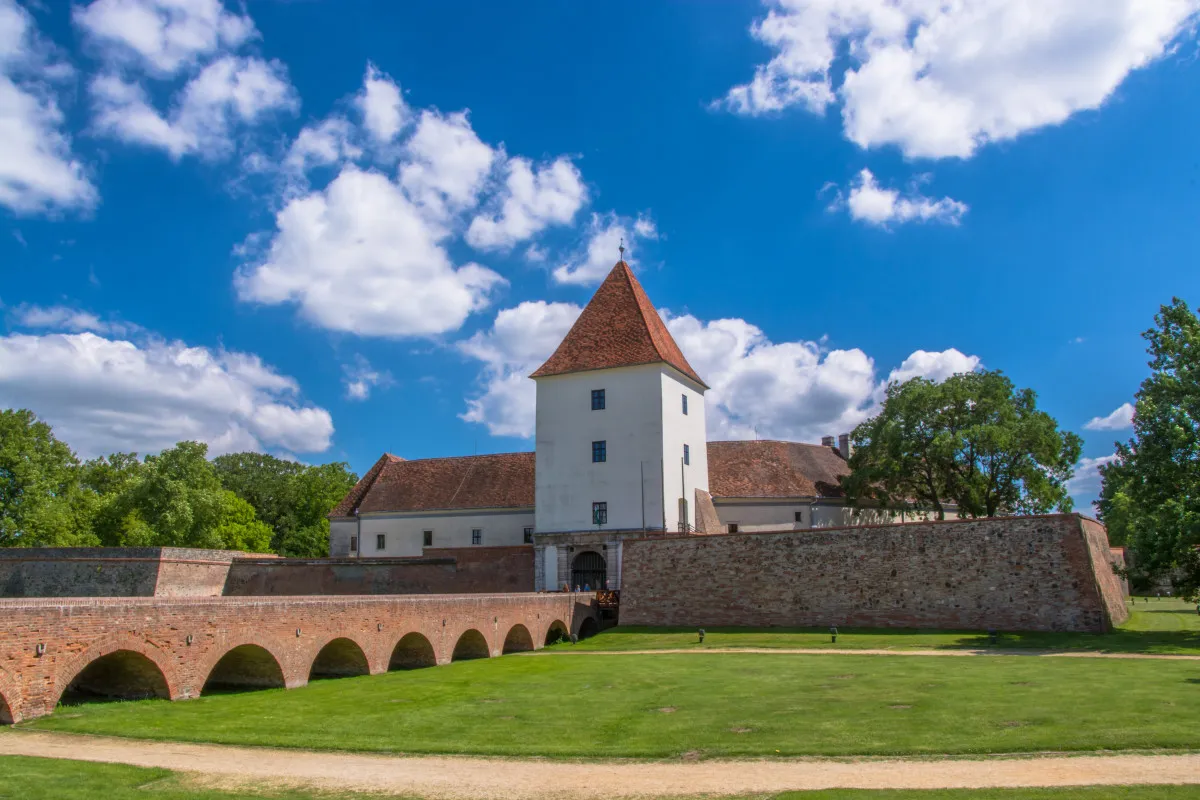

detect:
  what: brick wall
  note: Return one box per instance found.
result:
[0,592,596,724]
[222,546,534,595]
[0,548,236,598]
[620,514,1128,633]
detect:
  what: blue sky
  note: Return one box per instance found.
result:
[2,0,1199,512]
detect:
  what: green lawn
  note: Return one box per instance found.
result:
[0,756,1196,800]
[21,648,1200,759]
[563,598,1200,655]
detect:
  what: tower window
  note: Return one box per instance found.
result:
[682,394,688,415]
[471,528,482,545]
[592,440,607,463]
[349,536,358,552]
[794,511,803,523]
[592,502,608,525]
[423,530,433,547]
[728,523,739,533]
[683,443,690,465]
[376,534,386,550]
[591,389,605,410]
[523,526,533,544]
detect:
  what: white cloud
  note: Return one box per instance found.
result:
[0,0,97,214]
[9,303,140,336]
[357,63,406,145]
[458,300,582,437]
[236,165,505,337]
[1066,453,1119,502]
[831,169,967,227]
[1084,402,1135,431]
[73,0,256,77]
[91,55,297,160]
[284,115,362,173]
[0,330,333,458]
[553,212,658,285]
[886,348,980,385]
[398,109,496,221]
[342,354,391,401]
[466,157,587,251]
[721,0,1200,159]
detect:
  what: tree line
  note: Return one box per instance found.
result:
[0,411,357,557]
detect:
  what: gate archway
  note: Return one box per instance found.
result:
[571,550,606,591]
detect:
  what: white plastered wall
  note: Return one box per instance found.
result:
[659,367,708,532]
[340,509,535,557]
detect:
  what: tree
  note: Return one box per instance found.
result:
[1098,298,1200,599]
[212,452,357,557]
[844,370,1081,519]
[0,409,97,547]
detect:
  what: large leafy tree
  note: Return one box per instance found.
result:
[0,409,97,547]
[212,452,357,557]
[844,370,1081,519]
[1098,298,1200,598]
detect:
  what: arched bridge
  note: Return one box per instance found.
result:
[0,593,598,724]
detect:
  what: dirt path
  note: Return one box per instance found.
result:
[2,731,1198,799]
[532,647,1200,660]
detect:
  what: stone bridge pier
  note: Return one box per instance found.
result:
[0,592,599,724]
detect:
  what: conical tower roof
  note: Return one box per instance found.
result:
[531,261,707,388]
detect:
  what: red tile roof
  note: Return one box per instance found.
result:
[530,260,707,388]
[332,441,848,517]
[706,440,849,499]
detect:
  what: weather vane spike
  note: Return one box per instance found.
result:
[619,238,625,261]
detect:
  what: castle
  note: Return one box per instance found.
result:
[329,259,932,591]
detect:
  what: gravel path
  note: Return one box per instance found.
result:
[530,647,1200,660]
[2,731,1198,799]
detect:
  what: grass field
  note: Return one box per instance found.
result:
[562,599,1200,654]
[21,647,1200,758]
[0,756,1196,800]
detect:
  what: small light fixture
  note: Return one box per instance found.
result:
[186,634,193,646]
[377,622,383,632]
[829,626,838,644]
[295,628,302,637]
[35,643,46,657]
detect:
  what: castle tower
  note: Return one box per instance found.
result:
[531,260,709,554]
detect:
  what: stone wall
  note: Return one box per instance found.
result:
[222,546,534,595]
[0,592,597,723]
[0,548,236,598]
[620,514,1128,633]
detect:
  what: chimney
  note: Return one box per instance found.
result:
[821,435,835,448]
[838,433,852,460]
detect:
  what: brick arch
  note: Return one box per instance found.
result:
[50,633,182,709]
[0,669,21,724]
[389,631,438,670]
[199,642,288,694]
[543,619,569,646]
[308,635,371,679]
[451,628,491,661]
[502,623,534,654]
[575,616,600,640]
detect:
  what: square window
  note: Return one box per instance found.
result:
[471,528,483,545]
[728,523,739,533]
[794,511,803,523]
[423,530,433,547]
[523,526,533,544]
[592,440,607,463]
[349,535,358,552]
[592,502,608,526]
[376,533,386,550]
[591,389,605,410]
[683,443,690,465]
[682,394,688,415]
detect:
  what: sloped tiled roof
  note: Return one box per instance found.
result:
[531,261,707,388]
[331,452,536,516]
[707,440,849,499]
[329,453,404,516]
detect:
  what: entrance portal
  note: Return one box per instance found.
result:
[571,551,606,591]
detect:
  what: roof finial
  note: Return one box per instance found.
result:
[618,238,625,262]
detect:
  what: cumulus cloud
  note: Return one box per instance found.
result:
[467,157,587,251]
[0,328,333,458]
[831,169,967,227]
[721,0,1200,159]
[284,115,362,174]
[398,109,496,221]
[0,0,97,214]
[458,300,582,437]
[8,303,141,336]
[236,166,505,337]
[1084,402,1135,431]
[553,212,658,285]
[356,63,406,145]
[342,354,391,401]
[459,298,980,442]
